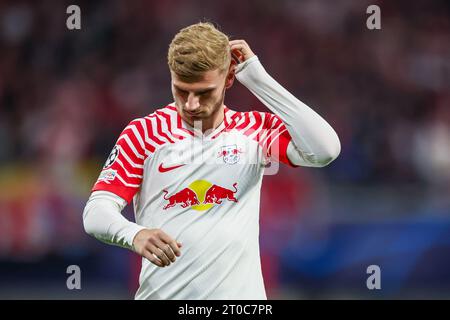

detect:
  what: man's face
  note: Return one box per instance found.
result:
[171,65,235,126]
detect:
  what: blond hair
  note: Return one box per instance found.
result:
[168,22,231,79]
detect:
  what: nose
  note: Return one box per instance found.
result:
[185,93,200,112]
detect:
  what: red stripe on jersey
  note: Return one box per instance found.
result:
[232,112,251,131]
[229,110,242,125]
[144,116,166,145]
[92,182,138,204]
[153,114,175,144]
[156,110,185,140]
[250,113,274,144]
[133,119,156,154]
[265,113,282,131]
[123,119,146,149]
[119,129,145,162]
[211,109,241,139]
[262,114,297,167]
[176,112,195,137]
[229,111,296,168]
[92,118,149,203]
[243,111,263,137]
[117,141,144,170]
[163,105,195,137]
[115,147,144,175]
[267,127,296,167]
[112,159,142,184]
[260,118,282,146]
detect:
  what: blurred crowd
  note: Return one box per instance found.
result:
[0,0,449,297]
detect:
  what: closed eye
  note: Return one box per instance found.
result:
[197,89,213,95]
[174,85,214,96]
[176,87,188,94]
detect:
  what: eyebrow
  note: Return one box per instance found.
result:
[173,84,216,94]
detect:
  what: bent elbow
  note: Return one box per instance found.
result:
[314,135,341,168]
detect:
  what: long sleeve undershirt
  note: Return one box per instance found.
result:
[235,55,341,167]
[83,190,146,250]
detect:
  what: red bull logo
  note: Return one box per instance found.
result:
[162,180,238,211]
[162,188,200,210]
[204,182,238,204]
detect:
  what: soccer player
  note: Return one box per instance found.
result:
[82,22,341,299]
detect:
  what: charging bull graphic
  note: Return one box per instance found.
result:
[162,181,238,210]
[204,182,238,204]
[162,188,200,210]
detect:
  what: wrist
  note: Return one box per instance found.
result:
[235,55,269,88]
[235,55,260,74]
[129,225,147,252]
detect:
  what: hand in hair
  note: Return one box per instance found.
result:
[230,40,255,63]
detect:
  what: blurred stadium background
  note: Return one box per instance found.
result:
[0,0,449,299]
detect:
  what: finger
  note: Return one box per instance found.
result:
[154,238,176,262]
[230,44,245,52]
[230,40,247,49]
[229,39,246,45]
[231,47,247,62]
[232,48,244,58]
[148,243,171,266]
[231,51,242,64]
[156,248,171,266]
[159,232,182,257]
[142,249,164,268]
[230,41,254,60]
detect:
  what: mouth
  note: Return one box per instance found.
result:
[185,110,202,117]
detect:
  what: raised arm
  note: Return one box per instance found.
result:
[230,40,341,167]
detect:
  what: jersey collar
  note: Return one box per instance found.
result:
[176,105,232,140]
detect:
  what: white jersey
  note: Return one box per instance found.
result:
[92,104,298,299]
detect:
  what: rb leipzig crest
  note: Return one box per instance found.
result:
[218,144,243,165]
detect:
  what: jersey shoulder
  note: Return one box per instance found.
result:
[129,104,191,146]
[225,107,286,135]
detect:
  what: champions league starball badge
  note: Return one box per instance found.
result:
[103,145,119,169]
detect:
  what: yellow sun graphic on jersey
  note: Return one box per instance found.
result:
[189,180,214,211]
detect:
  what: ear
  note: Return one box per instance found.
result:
[225,61,237,89]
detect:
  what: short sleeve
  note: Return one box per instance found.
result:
[92,119,148,203]
[260,112,300,168]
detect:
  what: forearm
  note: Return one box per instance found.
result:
[82,191,146,250]
[235,56,341,167]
